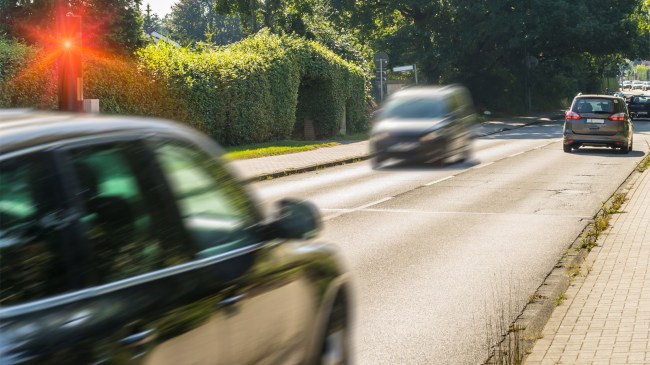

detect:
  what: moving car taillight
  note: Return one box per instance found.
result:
[608,113,626,121]
[566,111,581,120]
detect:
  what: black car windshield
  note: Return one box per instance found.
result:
[380,96,446,119]
[573,98,621,114]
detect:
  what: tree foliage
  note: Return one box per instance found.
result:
[165,0,243,45]
[342,0,649,112]
[0,0,145,53]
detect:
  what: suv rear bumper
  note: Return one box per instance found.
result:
[563,133,628,148]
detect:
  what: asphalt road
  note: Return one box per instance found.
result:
[251,119,650,364]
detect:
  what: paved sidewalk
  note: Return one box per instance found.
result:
[525,167,650,364]
[229,112,562,182]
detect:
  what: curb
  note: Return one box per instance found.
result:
[245,114,562,182]
[483,156,646,365]
[243,156,370,184]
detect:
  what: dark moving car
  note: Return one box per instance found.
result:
[0,110,350,365]
[369,85,478,168]
[563,94,633,153]
[628,95,650,120]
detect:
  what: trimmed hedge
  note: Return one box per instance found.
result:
[137,31,368,146]
[1,32,369,146]
[0,39,191,124]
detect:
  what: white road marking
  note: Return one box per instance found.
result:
[323,196,394,220]
[509,152,524,157]
[424,175,455,186]
[473,161,494,169]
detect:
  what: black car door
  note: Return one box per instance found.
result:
[148,136,316,364]
[0,136,263,364]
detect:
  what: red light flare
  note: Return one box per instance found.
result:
[8,2,132,81]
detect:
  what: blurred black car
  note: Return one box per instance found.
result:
[0,110,350,365]
[628,95,650,120]
[563,94,633,153]
[369,85,478,168]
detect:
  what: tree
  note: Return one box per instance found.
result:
[143,3,161,34]
[0,0,145,54]
[345,0,648,111]
[166,0,243,45]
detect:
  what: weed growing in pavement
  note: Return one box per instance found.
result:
[636,154,650,173]
[556,293,566,306]
[483,278,529,365]
[578,192,627,252]
[528,293,542,303]
[567,265,581,282]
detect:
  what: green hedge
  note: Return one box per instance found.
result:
[137,31,368,146]
[0,37,191,123]
[1,32,368,146]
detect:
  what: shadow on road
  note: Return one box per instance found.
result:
[479,121,564,141]
[569,148,645,158]
[373,158,479,172]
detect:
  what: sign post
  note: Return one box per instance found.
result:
[374,52,389,101]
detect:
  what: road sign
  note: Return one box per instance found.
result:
[373,52,389,68]
[393,65,414,72]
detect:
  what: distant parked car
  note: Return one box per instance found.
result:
[632,80,644,90]
[0,110,351,365]
[369,85,478,167]
[628,95,650,120]
[563,94,633,153]
[643,81,650,91]
[622,80,632,90]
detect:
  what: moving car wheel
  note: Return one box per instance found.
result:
[619,143,630,154]
[320,306,349,365]
[371,155,385,169]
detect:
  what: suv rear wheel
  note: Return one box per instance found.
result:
[563,144,572,153]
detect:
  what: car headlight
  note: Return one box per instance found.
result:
[420,130,440,142]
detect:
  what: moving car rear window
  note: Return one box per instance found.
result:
[573,98,622,114]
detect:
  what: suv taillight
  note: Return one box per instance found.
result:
[608,113,626,121]
[566,111,582,120]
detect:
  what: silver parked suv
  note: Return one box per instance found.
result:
[563,94,633,153]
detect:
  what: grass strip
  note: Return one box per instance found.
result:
[224,141,340,160]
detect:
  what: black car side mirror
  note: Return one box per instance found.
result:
[266,199,322,240]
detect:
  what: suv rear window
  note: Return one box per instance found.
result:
[572,98,623,114]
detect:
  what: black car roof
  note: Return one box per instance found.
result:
[0,109,204,155]
[574,94,619,99]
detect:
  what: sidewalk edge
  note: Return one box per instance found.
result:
[243,156,370,184]
[484,159,645,365]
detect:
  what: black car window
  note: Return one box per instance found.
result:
[68,142,192,284]
[380,96,446,119]
[574,98,622,114]
[152,140,260,258]
[0,155,68,305]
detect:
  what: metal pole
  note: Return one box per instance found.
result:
[379,62,383,101]
[414,64,418,85]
